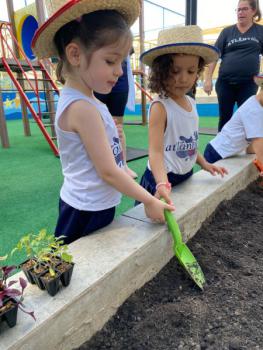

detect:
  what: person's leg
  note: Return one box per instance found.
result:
[236,80,258,108]
[168,169,193,187]
[55,198,82,244]
[215,79,236,131]
[204,143,223,163]
[135,167,156,205]
[55,198,115,244]
[80,206,115,237]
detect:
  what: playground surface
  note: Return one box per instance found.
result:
[77,180,263,350]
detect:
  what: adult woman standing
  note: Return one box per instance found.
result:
[203,0,263,131]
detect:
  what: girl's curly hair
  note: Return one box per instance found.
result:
[148,53,206,98]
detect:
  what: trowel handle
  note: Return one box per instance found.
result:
[164,209,183,245]
[161,198,183,245]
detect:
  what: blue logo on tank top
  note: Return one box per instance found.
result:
[165,131,198,161]
[112,137,124,167]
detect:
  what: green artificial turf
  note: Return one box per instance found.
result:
[0,116,217,265]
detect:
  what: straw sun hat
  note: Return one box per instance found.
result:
[254,74,263,88]
[140,25,220,67]
[32,0,141,59]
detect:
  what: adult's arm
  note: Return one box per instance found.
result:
[203,62,217,95]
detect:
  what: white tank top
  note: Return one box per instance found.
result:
[55,87,123,211]
[148,96,198,175]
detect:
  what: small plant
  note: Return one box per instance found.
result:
[11,233,36,261]
[0,255,35,322]
[31,230,73,276]
[44,235,73,276]
[11,229,74,295]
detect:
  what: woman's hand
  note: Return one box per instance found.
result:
[203,79,213,96]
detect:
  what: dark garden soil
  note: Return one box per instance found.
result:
[77,179,263,350]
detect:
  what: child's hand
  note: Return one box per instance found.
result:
[154,182,173,205]
[144,197,175,223]
[203,161,228,177]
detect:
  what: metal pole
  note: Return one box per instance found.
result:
[185,0,197,25]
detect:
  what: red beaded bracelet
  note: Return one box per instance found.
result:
[156,182,172,191]
[253,159,263,172]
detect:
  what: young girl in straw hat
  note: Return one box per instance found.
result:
[204,74,263,177]
[31,0,175,244]
[138,25,228,205]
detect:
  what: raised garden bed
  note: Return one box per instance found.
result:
[77,179,263,350]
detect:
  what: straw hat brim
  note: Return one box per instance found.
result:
[32,0,140,59]
[254,75,263,88]
[140,43,220,67]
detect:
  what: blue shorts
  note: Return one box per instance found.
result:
[135,167,193,205]
[55,198,115,244]
[204,143,222,163]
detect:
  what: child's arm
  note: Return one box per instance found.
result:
[196,153,228,177]
[148,102,172,204]
[67,100,175,221]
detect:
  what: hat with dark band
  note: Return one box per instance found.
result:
[32,0,141,59]
[140,25,220,67]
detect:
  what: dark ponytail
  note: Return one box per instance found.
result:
[56,60,65,84]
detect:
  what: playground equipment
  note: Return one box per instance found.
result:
[0,21,59,155]
[0,0,59,156]
[14,3,39,60]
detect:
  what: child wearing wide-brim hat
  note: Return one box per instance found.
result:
[140,25,219,67]
[204,74,263,177]
[31,0,176,244]
[136,25,227,206]
[32,0,140,58]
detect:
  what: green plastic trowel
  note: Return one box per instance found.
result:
[163,206,206,289]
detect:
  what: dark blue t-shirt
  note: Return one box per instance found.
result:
[111,58,128,93]
[215,23,263,83]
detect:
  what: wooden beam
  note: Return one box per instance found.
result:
[139,1,147,126]
[5,0,31,137]
[0,86,10,148]
[35,0,46,25]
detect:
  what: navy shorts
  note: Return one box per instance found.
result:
[135,167,193,205]
[204,143,222,163]
[94,91,128,117]
[55,198,115,244]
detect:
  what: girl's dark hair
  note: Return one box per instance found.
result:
[148,54,205,98]
[239,0,262,21]
[54,10,132,83]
